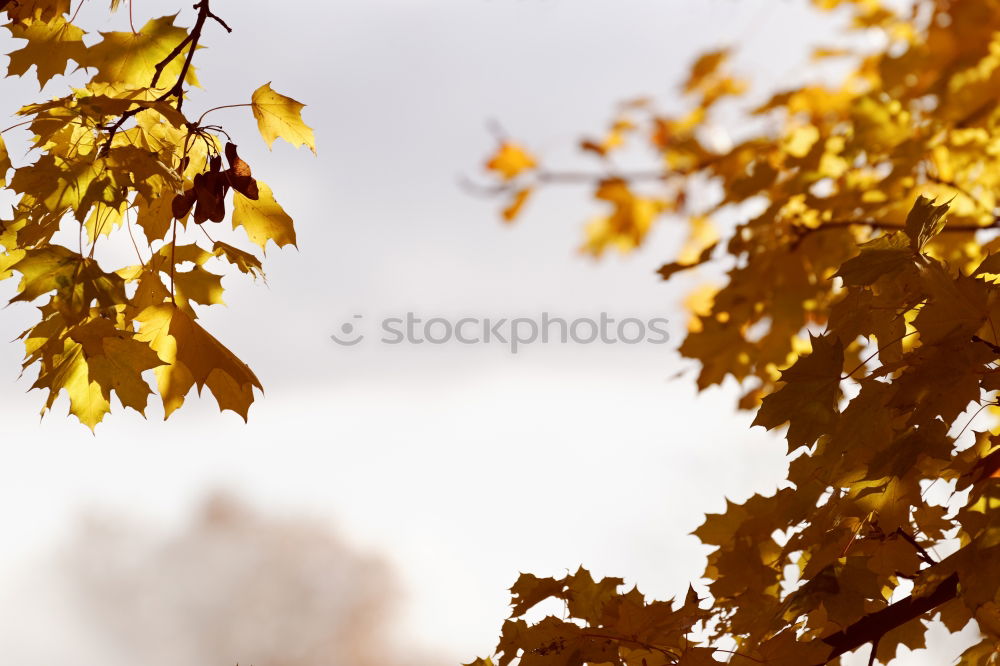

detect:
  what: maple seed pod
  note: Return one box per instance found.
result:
[229,174,260,200]
[172,189,196,219]
[193,172,227,224]
[231,157,252,180]
[223,142,260,200]
[224,141,239,166]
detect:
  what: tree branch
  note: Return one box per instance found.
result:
[817,571,958,663]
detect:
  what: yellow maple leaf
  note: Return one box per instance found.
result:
[581,179,663,256]
[135,304,262,420]
[32,337,111,431]
[0,134,10,187]
[3,0,71,21]
[485,141,537,181]
[212,241,264,278]
[501,188,532,223]
[231,181,296,252]
[173,265,225,307]
[134,192,174,244]
[5,14,84,87]
[684,48,729,93]
[80,14,200,89]
[250,82,316,153]
[68,316,164,415]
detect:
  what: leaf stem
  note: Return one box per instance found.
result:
[0,120,32,135]
[125,206,145,264]
[840,331,916,380]
[197,103,251,126]
[69,0,87,23]
[169,219,177,303]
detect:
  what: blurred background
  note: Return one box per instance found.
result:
[0,0,982,664]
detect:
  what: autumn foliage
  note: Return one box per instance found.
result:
[0,0,314,429]
[476,0,1000,664]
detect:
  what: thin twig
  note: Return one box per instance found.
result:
[894,528,937,566]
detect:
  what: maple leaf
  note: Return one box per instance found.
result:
[582,179,664,256]
[79,14,201,89]
[5,14,84,86]
[485,141,537,181]
[684,49,729,93]
[835,232,915,287]
[173,265,224,306]
[251,82,316,153]
[134,192,174,245]
[752,333,844,451]
[657,242,716,280]
[0,0,308,428]
[31,336,111,430]
[2,0,71,21]
[135,304,262,419]
[231,181,296,252]
[475,3,1000,664]
[497,618,613,666]
[0,134,10,187]
[502,187,532,223]
[509,573,565,617]
[9,246,124,307]
[904,194,950,252]
[68,316,164,415]
[212,241,263,278]
[565,567,624,624]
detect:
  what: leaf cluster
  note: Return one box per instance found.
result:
[0,0,315,428]
[475,0,1000,663]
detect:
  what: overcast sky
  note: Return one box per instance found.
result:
[0,0,981,663]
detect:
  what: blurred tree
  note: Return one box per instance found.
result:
[54,493,431,666]
[0,0,314,429]
[476,0,1000,664]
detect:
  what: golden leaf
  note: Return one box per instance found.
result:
[250,82,316,153]
[231,181,296,252]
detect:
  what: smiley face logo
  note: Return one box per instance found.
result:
[330,315,364,346]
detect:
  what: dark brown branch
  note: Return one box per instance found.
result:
[149,29,195,88]
[162,0,213,112]
[817,571,958,663]
[206,9,231,32]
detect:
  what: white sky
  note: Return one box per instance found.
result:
[0,0,981,663]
